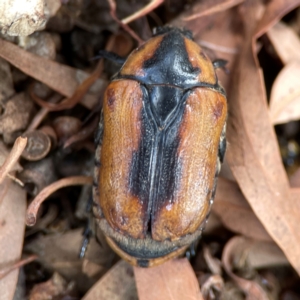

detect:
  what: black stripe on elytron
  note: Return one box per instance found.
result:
[123,29,201,88]
[128,85,191,235]
[128,98,156,231]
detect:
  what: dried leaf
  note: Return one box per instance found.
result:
[267,21,300,64]
[134,258,204,300]
[29,272,76,300]
[25,229,109,294]
[83,260,138,300]
[0,178,26,300]
[225,236,288,270]
[226,0,300,275]
[0,39,106,109]
[222,236,276,300]
[213,178,271,241]
[269,61,300,124]
[290,167,300,187]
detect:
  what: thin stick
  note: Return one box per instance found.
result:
[198,40,239,54]
[183,0,244,21]
[0,137,27,184]
[107,0,144,45]
[0,255,37,280]
[122,0,164,25]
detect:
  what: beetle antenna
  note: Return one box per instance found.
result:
[79,220,92,258]
[92,50,126,65]
[213,59,230,74]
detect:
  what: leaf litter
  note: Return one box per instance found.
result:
[1,0,300,299]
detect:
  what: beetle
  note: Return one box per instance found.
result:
[93,26,227,268]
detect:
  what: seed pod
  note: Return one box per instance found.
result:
[21,130,51,161]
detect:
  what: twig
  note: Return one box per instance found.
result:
[122,0,164,24]
[183,0,244,21]
[0,137,27,184]
[29,36,116,112]
[107,0,144,45]
[198,40,239,54]
[0,255,38,280]
[26,176,93,226]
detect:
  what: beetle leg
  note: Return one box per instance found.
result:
[94,110,104,147]
[213,59,230,75]
[94,50,126,65]
[212,59,227,69]
[218,123,227,163]
[185,240,198,260]
[78,195,93,259]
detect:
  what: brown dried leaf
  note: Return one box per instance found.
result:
[291,188,300,210]
[267,21,300,64]
[201,274,224,299]
[222,236,277,300]
[83,260,138,300]
[0,178,26,300]
[213,178,271,241]
[290,167,300,187]
[226,0,300,275]
[25,229,110,294]
[29,272,76,300]
[244,240,289,269]
[225,236,288,270]
[254,0,300,38]
[0,38,106,109]
[134,258,204,300]
[269,61,300,124]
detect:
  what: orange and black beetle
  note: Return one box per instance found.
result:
[93,27,227,268]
